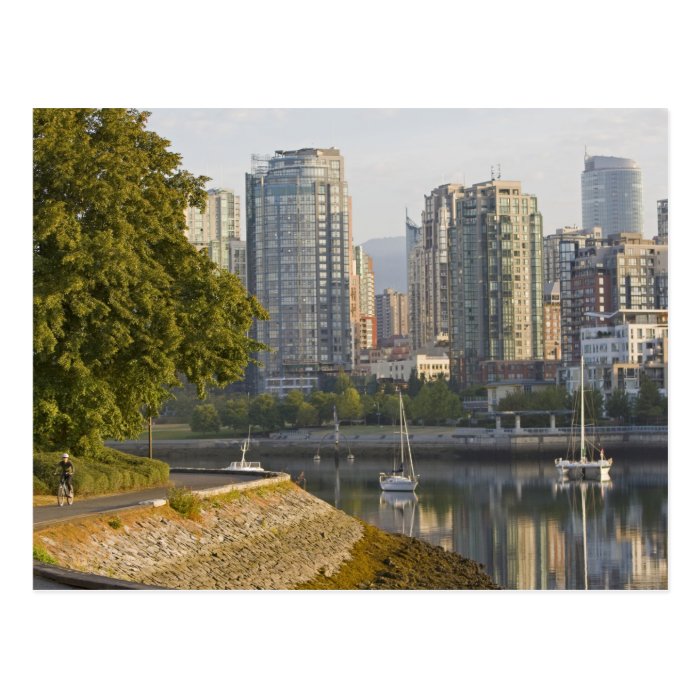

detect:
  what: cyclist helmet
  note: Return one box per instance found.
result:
[62,453,69,458]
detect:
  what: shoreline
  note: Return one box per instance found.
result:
[34,481,498,590]
[108,429,668,462]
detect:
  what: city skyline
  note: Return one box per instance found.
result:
[145,108,668,244]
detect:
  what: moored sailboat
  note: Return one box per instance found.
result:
[555,355,612,480]
[379,392,419,491]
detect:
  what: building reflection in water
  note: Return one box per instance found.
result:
[261,453,667,591]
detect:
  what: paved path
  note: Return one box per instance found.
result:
[34,471,261,528]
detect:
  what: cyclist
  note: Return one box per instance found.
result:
[57,453,75,498]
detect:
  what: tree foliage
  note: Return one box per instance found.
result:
[410,380,461,424]
[634,375,667,425]
[33,109,267,454]
[190,404,221,433]
[606,389,632,424]
[219,395,250,431]
[337,387,362,421]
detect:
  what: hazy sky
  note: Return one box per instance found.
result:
[145,108,668,244]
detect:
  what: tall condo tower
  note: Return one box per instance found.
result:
[408,184,465,351]
[246,148,353,395]
[449,179,544,386]
[581,154,643,237]
[184,188,246,284]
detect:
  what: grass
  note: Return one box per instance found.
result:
[167,487,202,520]
[33,545,57,565]
[107,516,123,529]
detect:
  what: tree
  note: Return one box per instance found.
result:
[33,109,267,454]
[334,371,352,394]
[280,390,305,425]
[190,404,220,433]
[635,375,666,425]
[309,391,336,424]
[295,402,319,428]
[407,369,424,398]
[219,395,250,431]
[249,394,282,432]
[410,380,461,425]
[606,389,631,424]
[337,387,362,422]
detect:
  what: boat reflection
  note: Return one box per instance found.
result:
[554,474,612,589]
[379,491,418,537]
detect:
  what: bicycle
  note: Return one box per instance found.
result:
[56,473,74,507]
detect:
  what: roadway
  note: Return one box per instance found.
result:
[33,470,262,528]
[33,470,266,590]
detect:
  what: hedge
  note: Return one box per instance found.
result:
[33,447,170,497]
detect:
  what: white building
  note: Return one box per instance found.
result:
[371,353,450,383]
[560,310,668,398]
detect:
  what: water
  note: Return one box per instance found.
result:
[165,447,668,590]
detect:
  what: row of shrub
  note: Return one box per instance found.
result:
[33,447,170,497]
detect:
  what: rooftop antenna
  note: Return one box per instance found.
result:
[490,165,495,180]
[497,163,501,180]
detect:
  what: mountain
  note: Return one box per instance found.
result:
[361,236,407,294]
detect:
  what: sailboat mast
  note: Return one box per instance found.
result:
[580,353,585,462]
[399,392,405,468]
[581,483,588,590]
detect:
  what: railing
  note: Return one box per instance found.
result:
[454,425,667,436]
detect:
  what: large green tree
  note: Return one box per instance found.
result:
[410,380,461,425]
[33,109,267,454]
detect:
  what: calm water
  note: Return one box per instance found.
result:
[166,448,668,590]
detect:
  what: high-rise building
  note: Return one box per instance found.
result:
[543,226,602,283]
[543,281,561,361]
[375,288,408,346]
[185,188,241,248]
[353,245,376,356]
[543,226,602,363]
[408,184,465,351]
[657,198,668,244]
[450,179,544,387]
[405,211,421,261]
[246,148,353,395]
[184,188,246,285]
[564,232,668,361]
[581,154,643,237]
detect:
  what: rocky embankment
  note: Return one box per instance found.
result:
[34,482,498,590]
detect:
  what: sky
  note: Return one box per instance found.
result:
[145,108,668,244]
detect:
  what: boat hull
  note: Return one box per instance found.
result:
[555,459,612,480]
[379,474,419,491]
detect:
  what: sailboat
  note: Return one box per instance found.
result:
[555,355,612,480]
[224,426,264,473]
[379,392,419,491]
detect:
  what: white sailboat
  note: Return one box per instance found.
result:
[379,392,419,491]
[224,427,264,473]
[555,355,612,480]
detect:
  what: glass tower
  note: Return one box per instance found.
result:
[581,155,643,237]
[246,148,352,395]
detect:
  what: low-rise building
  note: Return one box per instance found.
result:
[559,309,668,397]
[371,352,450,383]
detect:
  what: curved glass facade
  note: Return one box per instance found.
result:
[581,155,643,237]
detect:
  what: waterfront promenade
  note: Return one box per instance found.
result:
[109,423,667,460]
